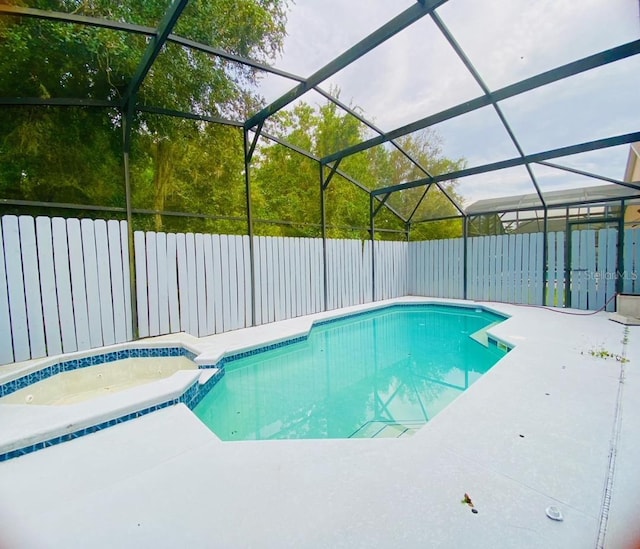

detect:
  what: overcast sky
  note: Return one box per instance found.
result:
[256,0,640,205]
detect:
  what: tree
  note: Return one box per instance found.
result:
[0,0,288,230]
[252,98,465,240]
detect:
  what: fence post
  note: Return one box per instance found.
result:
[320,162,328,311]
[370,193,376,302]
[243,129,256,327]
[542,208,549,306]
[122,100,139,340]
[463,216,468,300]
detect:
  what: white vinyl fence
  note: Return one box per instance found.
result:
[0,215,131,365]
[409,234,544,304]
[467,233,544,304]
[566,228,618,311]
[409,237,464,299]
[2,214,638,366]
[408,229,627,311]
[134,231,252,338]
[135,233,407,336]
[374,240,409,301]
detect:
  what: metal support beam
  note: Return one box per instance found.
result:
[322,159,342,190]
[246,122,264,163]
[430,12,548,210]
[412,213,463,224]
[407,184,432,223]
[373,193,391,218]
[244,0,448,130]
[542,209,549,306]
[0,5,154,34]
[322,39,640,165]
[259,132,408,223]
[0,97,118,108]
[564,211,572,307]
[313,88,465,215]
[325,167,408,223]
[463,216,468,300]
[243,129,256,326]
[122,100,139,339]
[137,105,243,127]
[537,161,640,191]
[122,0,189,104]
[369,194,376,302]
[0,5,465,216]
[0,5,307,84]
[617,201,626,298]
[0,3,465,217]
[373,131,640,196]
[320,163,328,311]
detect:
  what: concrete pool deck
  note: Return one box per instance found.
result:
[0,297,639,548]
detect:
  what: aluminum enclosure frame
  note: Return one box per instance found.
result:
[1,1,639,313]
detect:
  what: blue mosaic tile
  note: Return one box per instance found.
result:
[220,335,308,366]
[0,344,203,398]
[0,345,203,453]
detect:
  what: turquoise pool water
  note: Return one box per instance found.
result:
[194,305,507,440]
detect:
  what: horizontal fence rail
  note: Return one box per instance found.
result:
[2,214,639,366]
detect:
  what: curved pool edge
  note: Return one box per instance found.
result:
[0,342,226,462]
[194,297,514,369]
[0,297,517,461]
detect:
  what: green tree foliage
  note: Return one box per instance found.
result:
[252,100,466,240]
[0,3,464,241]
[0,0,286,230]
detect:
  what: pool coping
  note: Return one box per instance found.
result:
[0,343,225,460]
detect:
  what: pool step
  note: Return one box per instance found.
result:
[350,420,425,439]
[469,320,502,347]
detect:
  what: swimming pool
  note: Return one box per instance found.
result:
[0,356,198,405]
[195,304,509,440]
[0,345,223,461]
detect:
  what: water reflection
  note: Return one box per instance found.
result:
[195,306,506,440]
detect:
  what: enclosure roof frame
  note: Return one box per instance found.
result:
[0,1,639,225]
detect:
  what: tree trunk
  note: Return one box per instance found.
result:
[152,140,174,232]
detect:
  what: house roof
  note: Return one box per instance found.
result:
[465,182,640,215]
